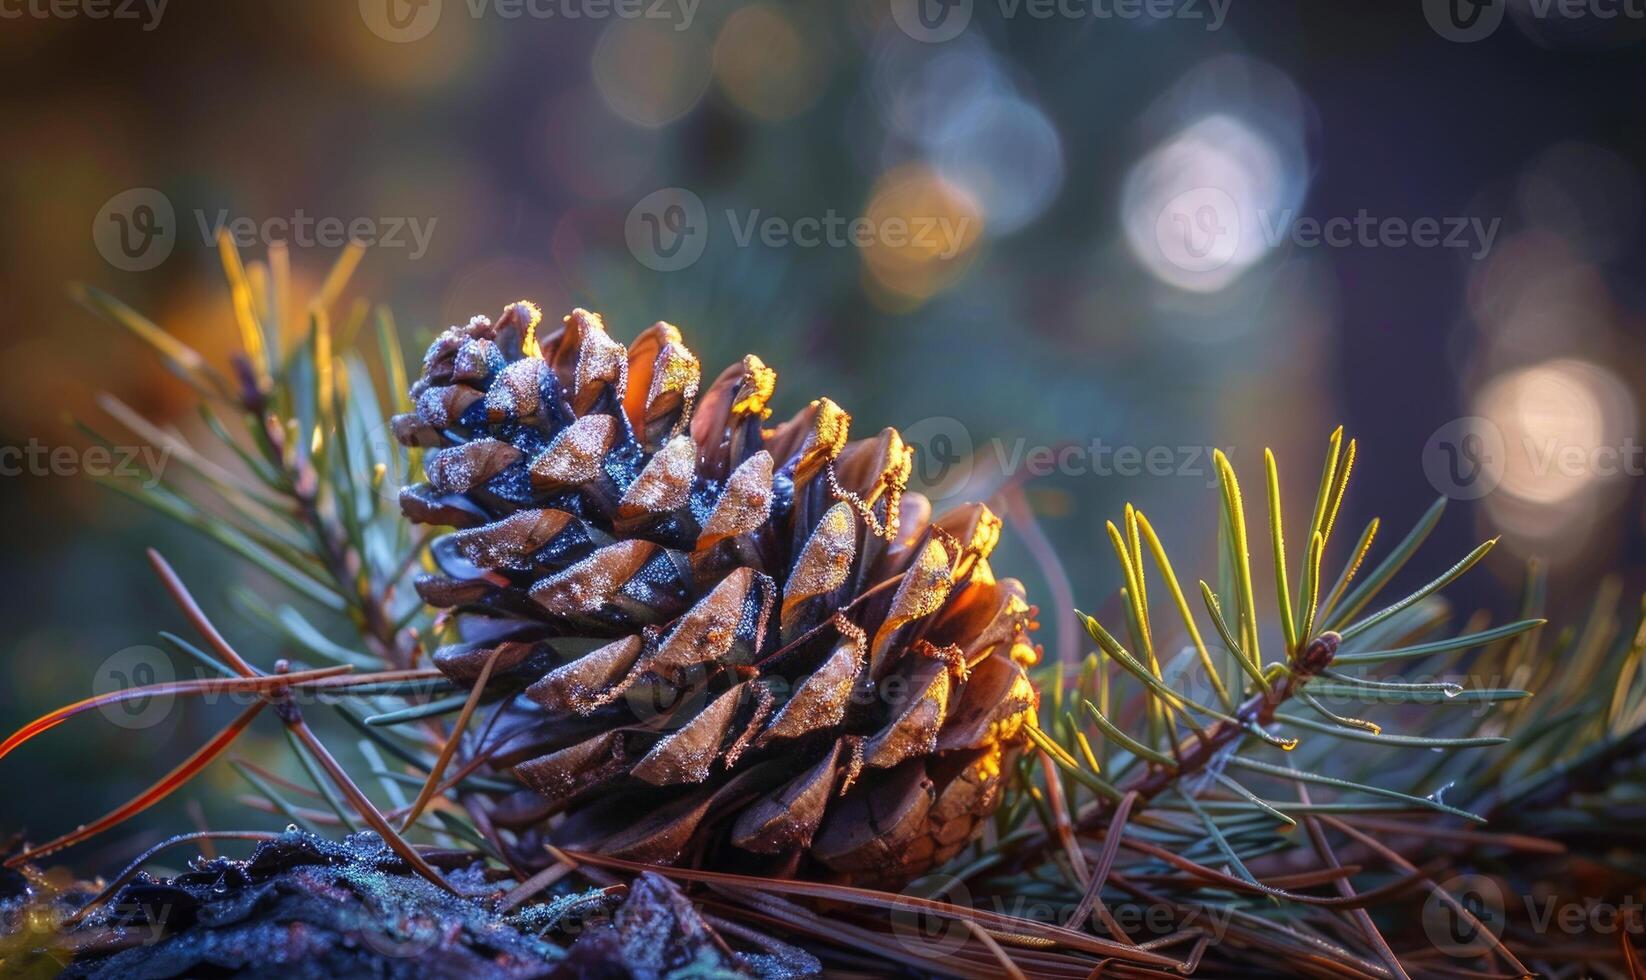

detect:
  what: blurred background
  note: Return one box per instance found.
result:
[3,0,1645,872]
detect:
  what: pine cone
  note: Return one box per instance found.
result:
[393,304,1039,887]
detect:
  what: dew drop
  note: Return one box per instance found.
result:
[1425,781,1456,805]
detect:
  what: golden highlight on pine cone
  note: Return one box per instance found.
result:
[393,303,1039,887]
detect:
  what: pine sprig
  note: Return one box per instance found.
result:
[73,236,426,670]
[974,430,1559,977]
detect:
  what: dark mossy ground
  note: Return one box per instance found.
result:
[0,830,820,979]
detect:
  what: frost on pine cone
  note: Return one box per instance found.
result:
[393,304,1039,887]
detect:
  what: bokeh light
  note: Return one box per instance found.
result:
[933,94,1064,236]
[592,19,713,128]
[1120,56,1310,294]
[1121,113,1286,293]
[538,88,662,201]
[870,33,1010,152]
[859,164,985,309]
[713,4,833,122]
[1516,142,1642,262]
[1467,230,1614,365]
[1477,358,1636,548]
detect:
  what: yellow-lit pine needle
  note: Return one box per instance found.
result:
[1105,521,1154,664]
[1125,504,1147,623]
[1297,427,1341,627]
[246,261,271,338]
[1298,530,1325,644]
[1081,700,1175,767]
[1265,449,1298,654]
[269,241,292,351]
[1323,437,1357,547]
[1199,580,1271,692]
[315,241,367,318]
[1135,511,1234,710]
[1213,450,1262,671]
[73,284,210,380]
[217,231,271,391]
[1300,691,1382,735]
[1303,426,1343,552]
[1071,728,1103,775]
[311,310,335,435]
[1320,517,1380,623]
